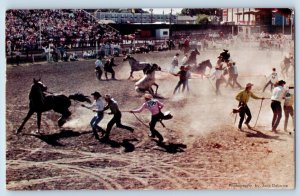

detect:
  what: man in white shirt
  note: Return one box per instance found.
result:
[82,91,104,140]
[169,53,179,73]
[270,80,286,133]
[263,68,278,92]
[95,57,104,80]
[211,65,225,95]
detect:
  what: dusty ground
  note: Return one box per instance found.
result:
[6,49,295,190]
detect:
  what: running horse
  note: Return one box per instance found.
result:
[123,55,151,79]
[135,64,161,96]
[191,59,213,79]
[183,48,200,66]
[16,78,91,134]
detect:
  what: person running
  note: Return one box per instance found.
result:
[231,62,242,89]
[173,66,188,94]
[235,83,264,131]
[211,65,225,95]
[185,65,192,93]
[169,53,179,73]
[95,57,104,80]
[181,53,188,66]
[226,61,242,89]
[263,68,278,92]
[130,94,164,143]
[82,91,104,140]
[102,94,134,141]
[271,80,286,133]
[283,85,294,133]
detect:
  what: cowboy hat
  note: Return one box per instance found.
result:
[91,91,101,98]
[246,83,253,88]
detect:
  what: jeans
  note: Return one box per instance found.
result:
[238,104,252,129]
[284,106,294,131]
[271,101,282,131]
[173,80,186,94]
[105,112,133,139]
[149,113,164,142]
[263,80,274,92]
[90,112,104,139]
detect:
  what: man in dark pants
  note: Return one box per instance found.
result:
[271,80,286,133]
[102,94,134,141]
[235,83,264,131]
[131,94,164,143]
[104,57,116,80]
[173,66,187,94]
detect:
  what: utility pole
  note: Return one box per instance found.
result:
[150,8,153,23]
[169,8,172,38]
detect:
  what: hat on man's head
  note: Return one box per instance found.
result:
[104,94,112,100]
[277,80,286,86]
[91,91,101,98]
[246,83,254,88]
[144,93,153,100]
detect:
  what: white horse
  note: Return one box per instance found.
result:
[123,55,151,79]
[135,64,161,95]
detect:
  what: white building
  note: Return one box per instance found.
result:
[95,12,177,24]
[222,8,256,25]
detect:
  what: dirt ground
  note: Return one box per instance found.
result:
[6,49,295,190]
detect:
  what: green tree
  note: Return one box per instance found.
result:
[196,14,209,24]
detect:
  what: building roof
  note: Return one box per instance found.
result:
[177,15,197,21]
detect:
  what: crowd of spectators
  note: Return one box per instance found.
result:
[6,9,122,56]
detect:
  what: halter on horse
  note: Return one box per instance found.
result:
[16,79,91,134]
[123,55,152,79]
[191,59,212,78]
[135,64,161,96]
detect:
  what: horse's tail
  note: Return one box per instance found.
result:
[69,93,91,103]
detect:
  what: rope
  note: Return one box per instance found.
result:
[131,113,149,128]
[254,99,264,128]
[131,112,173,132]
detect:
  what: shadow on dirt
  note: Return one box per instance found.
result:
[99,138,137,152]
[242,130,285,141]
[155,141,187,154]
[24,129,92,146]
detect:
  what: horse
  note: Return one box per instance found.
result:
[191,59,213,79]
[183,49,200,66]
[104,57,117,80]
[135,64,161,96]
[123,55,152,79]
[16,79,91,134]
[280,55,294,79]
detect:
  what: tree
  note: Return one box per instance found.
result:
[181,8,222,17]
[196,14,209,24]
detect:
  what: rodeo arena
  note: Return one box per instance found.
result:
[6,9,295,190]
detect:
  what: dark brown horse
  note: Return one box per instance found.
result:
[16,79,91,134]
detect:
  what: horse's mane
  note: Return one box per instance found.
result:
[29,83,46,106]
